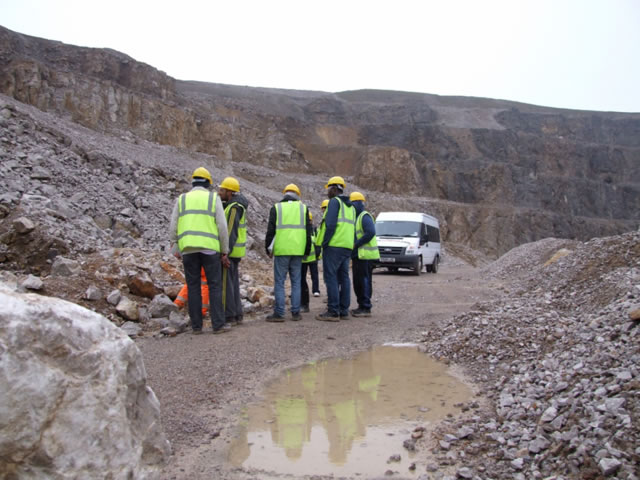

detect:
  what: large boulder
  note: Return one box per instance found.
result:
[0,283,171,479]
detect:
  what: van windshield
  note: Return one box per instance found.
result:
[376,221,421,237]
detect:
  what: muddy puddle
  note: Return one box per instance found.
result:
[228,344,472,477]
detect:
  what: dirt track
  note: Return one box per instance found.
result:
[137,264,501,479]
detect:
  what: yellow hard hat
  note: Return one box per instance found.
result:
[283,183,301,197]
[325,176,346,189]
[350,191,366,202]
[219,176,240,192]
[321,199,329,209]
[192,167,212,183]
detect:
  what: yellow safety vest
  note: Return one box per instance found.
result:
[327,197,355,249]
[315,213,326,247]
[355,211,380,260]
[273,201,307,256]
[177,190,221,252]
[302,233,317,263]
[225,201,247,258]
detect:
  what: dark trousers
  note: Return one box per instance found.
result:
[301,261,318,308]
[322,247,351,315]
[352,258,373,310]
[183,252,224,331]
[224,257,243,320]
[309,261,320,294]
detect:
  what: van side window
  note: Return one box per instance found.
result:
[419,223,428,243]
[427,225,440,243]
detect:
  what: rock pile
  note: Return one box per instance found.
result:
[0,95,282,332]
[419,231,639,479]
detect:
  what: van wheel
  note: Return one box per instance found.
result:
[413,257,422,276]
[431,256,439,274]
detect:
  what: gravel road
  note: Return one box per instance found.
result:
[137,263,500,479]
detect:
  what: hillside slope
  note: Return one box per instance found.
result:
[1,25,638,255]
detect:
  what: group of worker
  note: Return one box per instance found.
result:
[170,167,379,334]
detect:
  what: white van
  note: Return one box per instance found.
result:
[373,212,441,275]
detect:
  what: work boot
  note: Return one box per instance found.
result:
[340,312,350,320]
[212,324,232,334]
[192,329,203,335]
[350,308,372,317]
[315,311,339,322]
[291,312,301,321]
[301,305,310,313]
[265,313,285,323]
[235,316,244,326]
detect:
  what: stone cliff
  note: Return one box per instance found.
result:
[1,25,638,255]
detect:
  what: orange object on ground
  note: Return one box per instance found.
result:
[174,268,210,315]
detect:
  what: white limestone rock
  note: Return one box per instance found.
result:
[106,289,122,306]
[85,285,102,301]
[0,283,170,479]
[21,274,44,291]
[13,216,35,234]
[51,256,81,277]
[149,294,178,318]
[116,296,139,321]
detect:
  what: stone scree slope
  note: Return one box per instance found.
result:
[1,24,639,256]
[419,231,640,479]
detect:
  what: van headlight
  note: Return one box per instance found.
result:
[406,245,415,253]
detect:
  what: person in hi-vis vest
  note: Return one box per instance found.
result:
[218,176,249,326]
[349,192,379,317]
[169,167,230,335]
[316,176,356,322]
[300,211,320,312]
[264,184,312,322]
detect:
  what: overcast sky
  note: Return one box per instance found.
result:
[2,0,639,112]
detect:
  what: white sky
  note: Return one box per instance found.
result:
[1,0,639,112]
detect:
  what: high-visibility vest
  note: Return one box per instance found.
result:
[303,233,317,263]
[327,197,355,249]
[273,201,307,256]
[174,268,209,315]
[355,211,380,260]
[315,213,326,247]
[225,201,247,258]
[177,190,221,252]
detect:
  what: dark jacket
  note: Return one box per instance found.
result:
[352,200,376,255]
[265,193,312,256]
[223,192,249,256]
[322,195,354,249]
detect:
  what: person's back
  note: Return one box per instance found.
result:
[265,184,311,322]
[219,176,249,326]
[170,167,230,334]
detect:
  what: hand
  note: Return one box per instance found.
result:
[171,244,182,259]
[221,254,231,269]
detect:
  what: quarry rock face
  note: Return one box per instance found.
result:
[1,25,638,256]
[0,283,171,478]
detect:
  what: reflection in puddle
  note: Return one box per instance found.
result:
[228,344,471,477]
